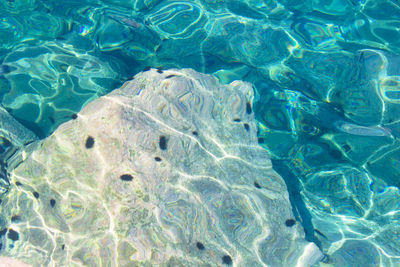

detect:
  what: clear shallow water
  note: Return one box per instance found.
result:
[0,0,400,266]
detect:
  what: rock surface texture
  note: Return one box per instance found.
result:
[1,69,322,266]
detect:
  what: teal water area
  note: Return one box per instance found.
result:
[1,0,400,266]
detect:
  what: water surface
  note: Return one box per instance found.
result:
[1,0,400,266]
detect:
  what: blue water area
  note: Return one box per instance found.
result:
[1,0,400,265]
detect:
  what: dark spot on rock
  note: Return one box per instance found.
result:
[192,131,198,136]
[165,74,176,79]
[285,219,296,227]
[71,114,78,119]
[154,157,162,162]
[11,215,20,222]
[33,191,40,199]
[159,135,167,150]
[156,68,163,74]
[0,242,2,250]
[342,144,351,152]
[15,181,22,186]
[120,174,133,181]
[222,255,232,265]
[61,244,65,250]
[244,123,250,131]
[7,229,19,241]
[196,242,205,250]
[233,118,241,122]
[143,66,151,72]
[246,102,252,114]
[0,229,7,237]
[254,182,261,188]
[85,136,94,149]
[258,137,264,143]
[50,199,56,208]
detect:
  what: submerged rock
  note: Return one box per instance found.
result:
[0,106,38,199]
[1,69,322,266]
[0,106,38,153]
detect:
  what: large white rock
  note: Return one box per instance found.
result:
[1,69,322,266]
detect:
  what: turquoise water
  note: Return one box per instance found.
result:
[0,0,400,266]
